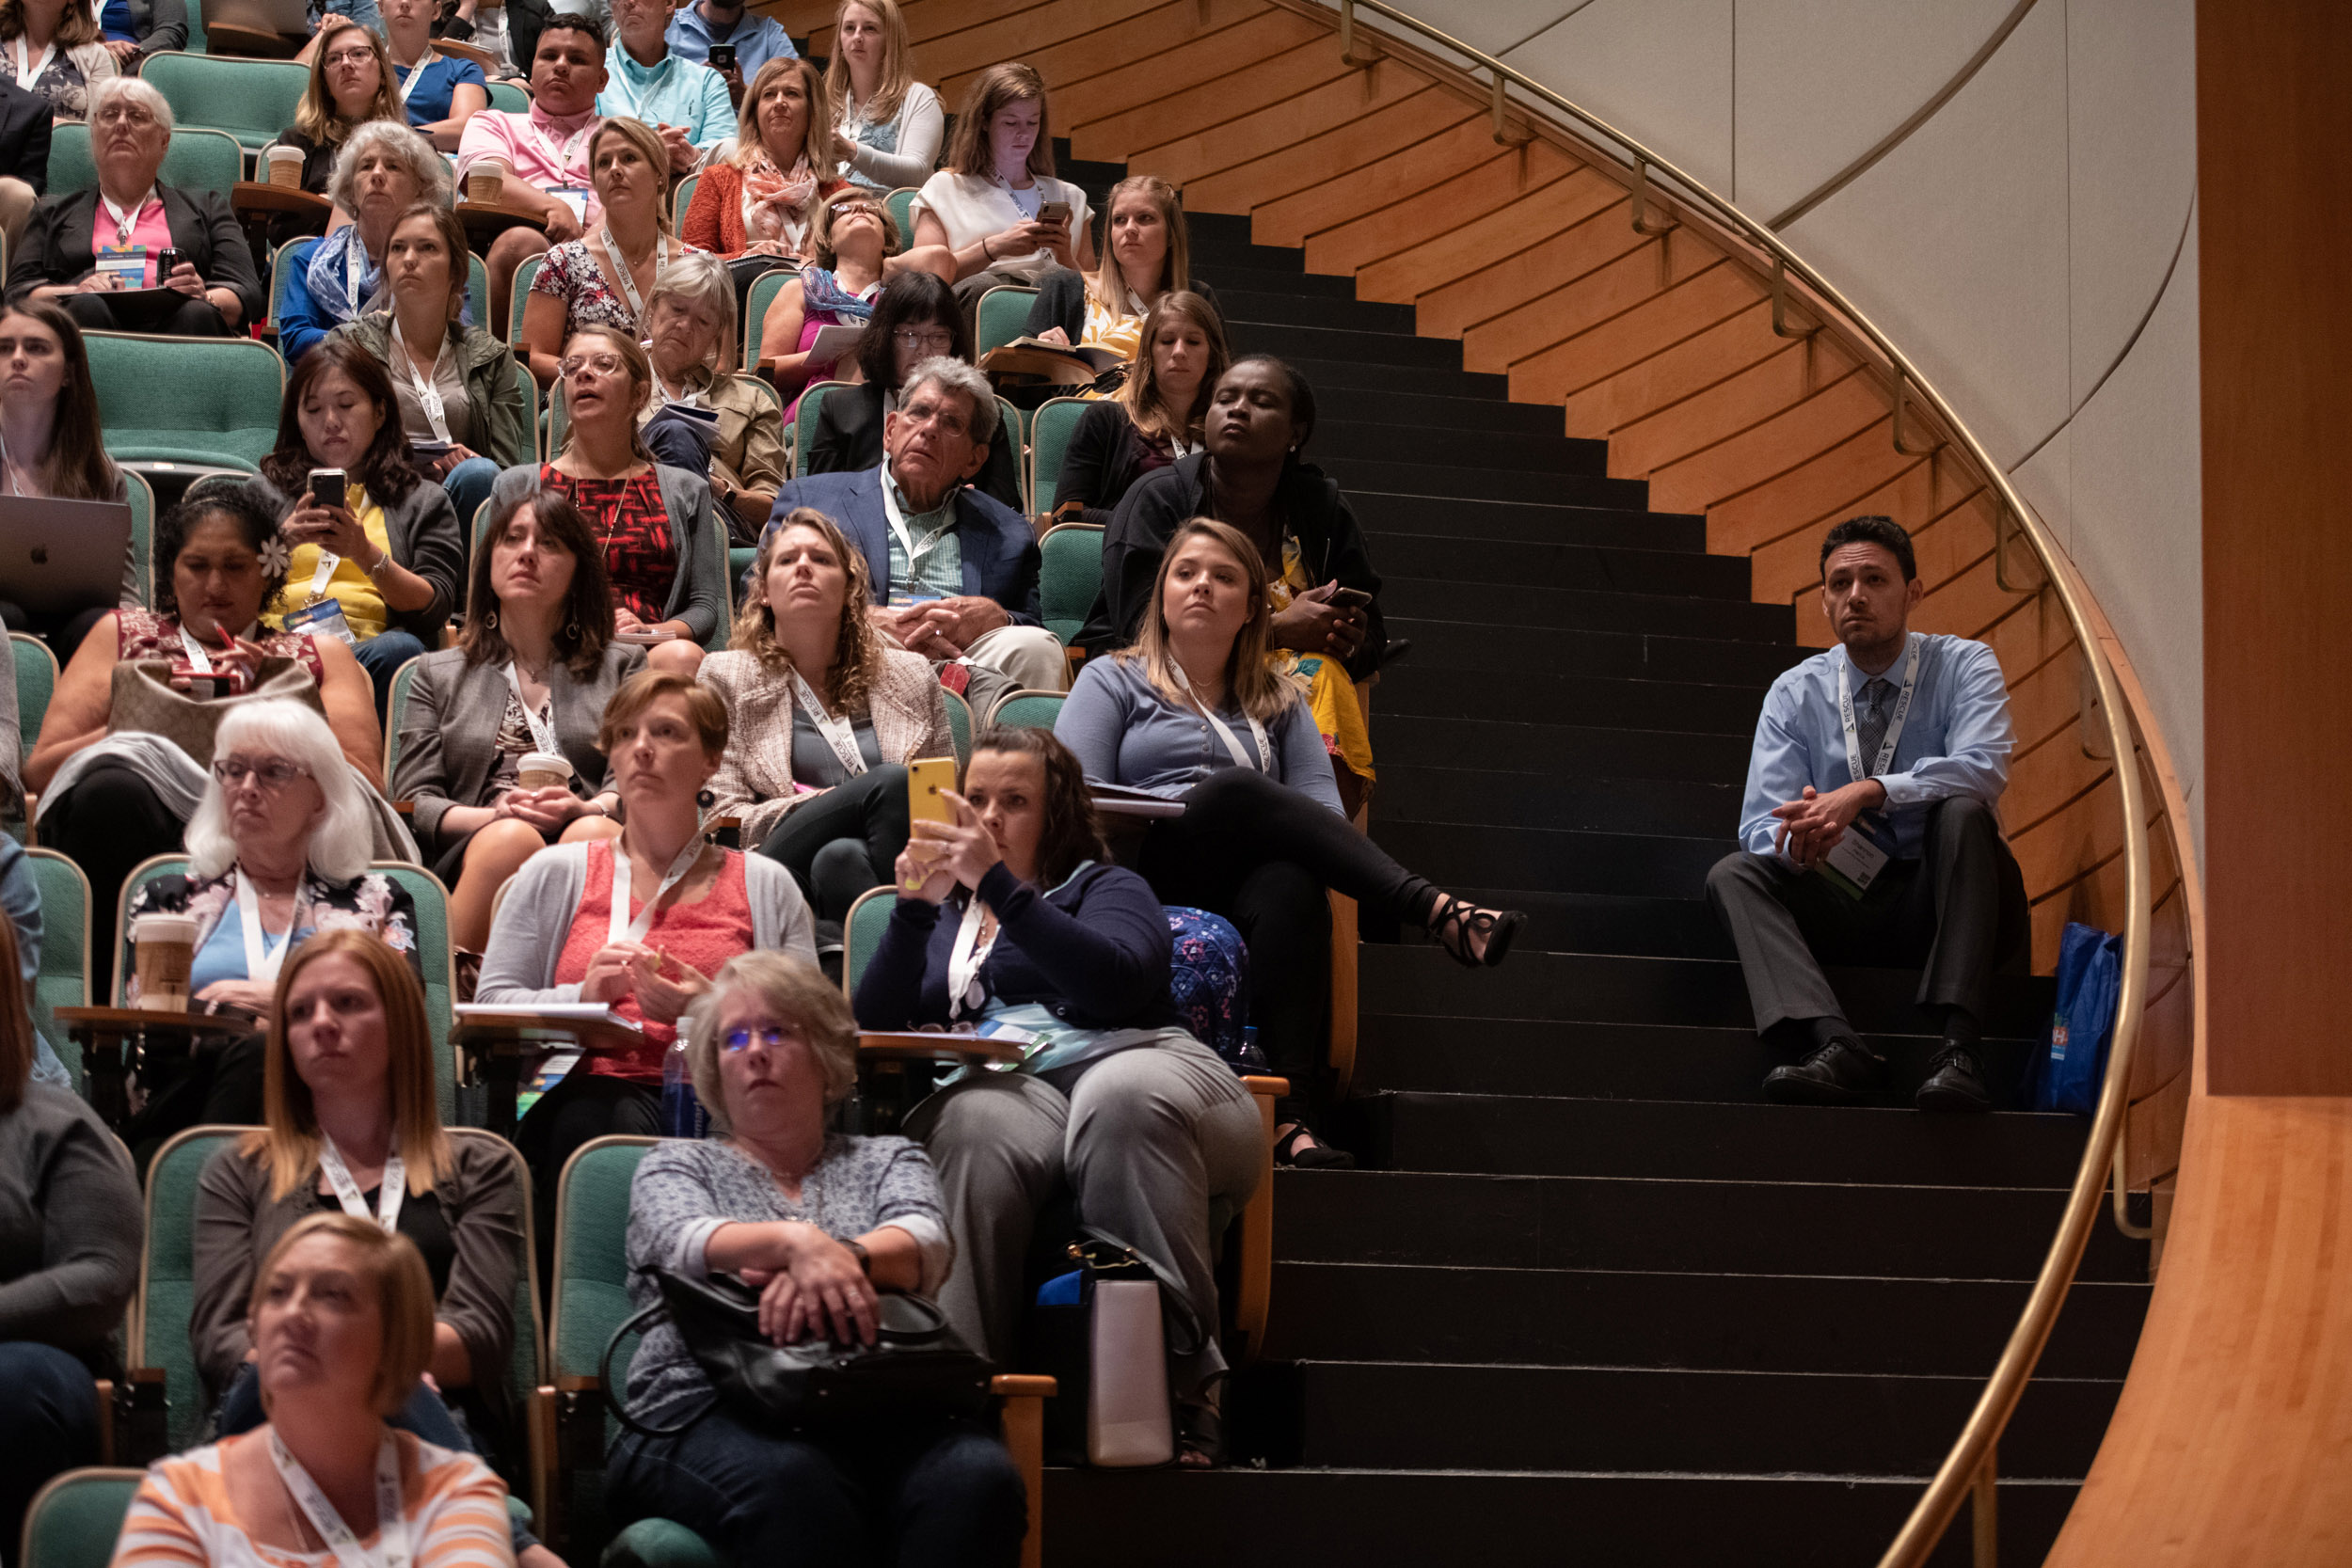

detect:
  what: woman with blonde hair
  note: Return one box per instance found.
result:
[0,0,115,122]
[1026,174,1216,361]
[910,62,1093,303]
[270,20,404,243]
[700,506,950,931]
[824,0,942,195]
[521,117,689,388]
[681,55,841,271]
[116,1212,521,1568]
[1051,289,1229,531]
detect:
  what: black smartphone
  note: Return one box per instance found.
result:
[1329,586,1374,610]
[309,467,347,512]
[155,246,184,280]
[707,42,735,71]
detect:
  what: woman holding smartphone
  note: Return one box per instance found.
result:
[910,62,1094,308]
[253,340,467,717]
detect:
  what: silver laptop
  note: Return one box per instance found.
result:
[0,495,134,616]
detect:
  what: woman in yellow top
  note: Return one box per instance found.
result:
[253,340,467,720]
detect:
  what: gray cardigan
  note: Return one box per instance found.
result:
[248,474,466,644]
[474,840,818,1005]
[391,641,646,850]
[490,463,728,644]
[0,1085,140,1365]
[1055,651,1345,814]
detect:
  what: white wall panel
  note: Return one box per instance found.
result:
[1387,0,1581,61]
[1732,0,2017,216]
[1502,0,1737,193]
[1779,0,2070,473]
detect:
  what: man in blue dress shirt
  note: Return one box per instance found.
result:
[1707,515,2027,1113]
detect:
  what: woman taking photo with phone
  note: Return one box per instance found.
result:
[252,339,467,717]
[755,185,952,407]
[910,62,1093,306]
[824,0,941,195]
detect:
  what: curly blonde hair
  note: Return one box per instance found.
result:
[731,508,883,717]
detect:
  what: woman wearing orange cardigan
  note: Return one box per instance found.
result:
[681,56,845,287]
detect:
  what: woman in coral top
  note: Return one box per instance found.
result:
[109,1212,516,1568]
[473,669,818,1263]
[681,56,844,277]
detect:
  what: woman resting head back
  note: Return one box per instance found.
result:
[733,506,882,709]
[185,697,378,884]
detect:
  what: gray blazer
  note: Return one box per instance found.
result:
[248,474,466,643]
[392,641,645,849]
[490,463,728,644]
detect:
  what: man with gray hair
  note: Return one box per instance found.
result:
[754,356,1066,708]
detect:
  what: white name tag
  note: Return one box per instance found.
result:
[281,598,358,646]
[1819,830,1888,897]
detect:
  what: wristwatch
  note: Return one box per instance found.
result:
[844,1239,871,1275]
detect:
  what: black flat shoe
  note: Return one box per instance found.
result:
[1915,1045,1994,1113]
[1274,1122,1356,1170]
[1762,1037,1888,1104]
[1429,895,1527,968]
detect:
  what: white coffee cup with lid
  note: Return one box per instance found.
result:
[131,913,199,1010]
[517,752,574,791]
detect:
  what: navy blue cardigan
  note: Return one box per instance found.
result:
[852,861,1177,1035]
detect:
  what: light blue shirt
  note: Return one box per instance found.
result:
[882,466,964,602]
[1737,630,2013,863]
[596,43,735,150]
[664,3,796,79]
[1,834,73,1087]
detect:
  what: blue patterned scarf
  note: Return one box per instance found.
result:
[799,267,880,323]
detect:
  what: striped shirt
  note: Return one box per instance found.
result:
[111,1431,514,1568]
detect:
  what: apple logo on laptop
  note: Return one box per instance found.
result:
[28,546,44,564]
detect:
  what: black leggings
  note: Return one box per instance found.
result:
[758,764,911,925]
[40,760,189,1000]
[1136,768,1438,1119]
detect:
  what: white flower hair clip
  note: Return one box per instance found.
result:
[260,535,293,577]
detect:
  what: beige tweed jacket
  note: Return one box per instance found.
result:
[699,646,955,846]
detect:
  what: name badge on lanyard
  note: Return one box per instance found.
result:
[1820,635,1922,896]
[504,662,560,755]
[269,1429,411,1568]
[608,838,706,946]
[392,317,453,444]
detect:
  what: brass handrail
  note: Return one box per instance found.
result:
[1306,3,2157,1562]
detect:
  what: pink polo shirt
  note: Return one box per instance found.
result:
[453,104,604,229]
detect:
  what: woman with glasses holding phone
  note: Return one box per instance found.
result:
[755,185,951,410]
[796,270,1024,513]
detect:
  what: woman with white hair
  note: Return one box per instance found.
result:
[278,119,453,362]
[639,252,784,545]
[115,696,421,1155]
[3,75,264,337]
[608,948,1025,1566]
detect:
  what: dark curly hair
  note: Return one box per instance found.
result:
[964,725,1106,887]
[261,339,422,507]
[153,483,292,621]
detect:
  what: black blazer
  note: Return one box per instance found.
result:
[0,77,49,195]
[6,184,266,326]
[1021,267,1221,346]
[803,379,1025,515]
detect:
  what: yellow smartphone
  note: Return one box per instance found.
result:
[906,756,960,827]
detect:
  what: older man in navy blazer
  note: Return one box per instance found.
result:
[755,357,1066,708]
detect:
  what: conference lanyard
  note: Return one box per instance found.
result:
[317,1135,406,1235]
[392,51,439,109]
[10,38,54,91]
[390,315,453,443]
[299,486,365,605]
[598,225,670,322]
[1168,657,1269,772]
[789,670,867,778]
[268,1429,410,1568]
[100,186,157,247]
[1837,633,1923,785]
[503,662,559,754]
[233,868,313,985]
[178,623,230,672]
[524,113,597,182]
[946,895,995,1018]
[608,838,706,945]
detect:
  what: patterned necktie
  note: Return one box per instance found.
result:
[1855,677,1894,777]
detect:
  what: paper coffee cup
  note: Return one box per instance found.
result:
[466,158,509,204]
[517,752,573,790]
[264,145,305,191]
[132,913,199,1010]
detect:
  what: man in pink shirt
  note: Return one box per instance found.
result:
[456,14,607,330]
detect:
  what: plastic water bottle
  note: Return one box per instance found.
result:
[1235,1025,1269,1074]
[661,1037,707,1139]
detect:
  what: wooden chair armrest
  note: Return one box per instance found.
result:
[553,1372,605,1473]
[94,1377,114,1465]
[1232,1077,1287,1365]
[21,790,35,844]
[990,1374,1057,1399]
[991,1375,1055,1568]
[392,800,414,815]
[117,1366,168,1465]
[530,1386,557,1549]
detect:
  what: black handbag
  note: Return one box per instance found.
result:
[606,1269,993,1435]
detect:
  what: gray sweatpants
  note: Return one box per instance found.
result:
[904,1030,1263,1397]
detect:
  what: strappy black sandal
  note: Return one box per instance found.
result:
[1274,1121,1356,1170]
[1429,895,1527,969]
[1175,1396,1226,1468]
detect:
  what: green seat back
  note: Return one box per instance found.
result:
[183,0,204,53]
[994,396,1029,512]
[87,331,286,472]
[126,470,154,605]
[24,848,90,1086]
[383,654,423,788]
[670,170,698,233]
[728,544,755,586]
[704,509,731,652]
[367,862,458,1125]
[1038,524,1104,647]
[842,886,895,993]
[882,187,916,241]
[12,631,57,754]
[486,79,528,114]
[1027,397,1089,520]
[507,253,542,346]
[20,1469,142,1568]
[270,235,318,339]
[788,379,849,478]
[112,856,186,1006]
[545,377,566,456]
[143,52,310,152]
[468,250,490,336]
[516,356,541,463]
[989,691,1065,731]
[942,689,970,768]
[47,122,243,199]
[740,267,792,371]
[551,1135,656,1544]
[975,285,1036,357]
[139,1126,244,1455]
[448,1128,544,1416]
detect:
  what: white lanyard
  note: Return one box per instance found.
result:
[101,186,156,246]
[946,895,994,1018]
[268,1429,410,1568]
[179,623,228,672]
[598,224,668,323]
[524,113,597,182]
[1837,633,1923,784]
[233,868,313,985]
[789,669,867,778]
[1168,657,1269,772]
[391,50,438,108]
[317,1135,405,1234]
[342,234,372,315]
[503,661,559,754]
[300,485,363,604]
[608,837,706,945]
[11,37,54,90]
[390,315,453,443]
[880,472,950,587]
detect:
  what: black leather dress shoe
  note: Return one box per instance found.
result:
[1915,1046,1994,1112]
[1762,1037,1887,1104]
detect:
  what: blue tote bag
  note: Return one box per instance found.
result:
[2030,922,2123,1115]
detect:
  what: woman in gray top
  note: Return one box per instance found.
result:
[0,914,140,1556]
[608,949,1024,1567]
[1056,518,1524,1165]
[391,483,637,953]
